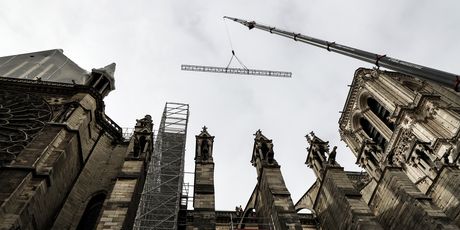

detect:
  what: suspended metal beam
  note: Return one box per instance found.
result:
[224,16,460,91]
[181,64,292,78]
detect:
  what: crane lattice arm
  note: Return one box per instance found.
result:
[181,64,291,78]
[224,16,460,91]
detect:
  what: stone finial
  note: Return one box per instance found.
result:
[305,131,315,144]
[305,132,341,178]
[135,114,153,132]
[132,115,154,158]
[197,125,212,137]
[254,129,262,137]
[252,130,277,166]
[195,126,215,162]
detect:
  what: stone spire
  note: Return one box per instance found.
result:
[193,126,216,229]
[251,130,277,171]
[305,131,339,179]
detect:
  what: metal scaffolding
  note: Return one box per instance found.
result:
[134,102,190,230]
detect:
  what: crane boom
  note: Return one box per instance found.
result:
[224,16,460,91]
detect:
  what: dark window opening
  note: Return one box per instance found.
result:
[403,81,422,92]
[88,73,101,86]
[88,74,110,95]
[77,193,106,230]
[201,140,209,160]
[260,143,269,158]
[133,137,140,157]
[95,78,109,94]
[367,97,395,131]
[360,117,387,150]
[139,136,147,154]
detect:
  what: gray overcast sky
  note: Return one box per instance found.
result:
[1,0,459,210]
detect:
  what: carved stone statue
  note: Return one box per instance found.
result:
[201,140,209,161]
[327,146,337,165]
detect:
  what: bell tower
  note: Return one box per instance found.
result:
[192,126,216,229]
[339,68,460,228]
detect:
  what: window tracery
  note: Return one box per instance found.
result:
[0,91,51,163]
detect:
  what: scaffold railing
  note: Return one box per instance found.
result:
[134,102,190,230]
[122,127,134,140]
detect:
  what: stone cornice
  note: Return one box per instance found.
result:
[0,76,123,142]
[339,68,372,130]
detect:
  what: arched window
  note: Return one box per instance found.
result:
[367,97,394,131]
[360,117,387,150]
[201,140,209,160]
[77,193,106,230]
[88,74,110,96]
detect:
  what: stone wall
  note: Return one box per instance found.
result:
[314,167,382,230]
[255,166,302,230]
[0,124,82,230]
[369,167,458,229]
[52,129,127,229]
[429,166,460,226]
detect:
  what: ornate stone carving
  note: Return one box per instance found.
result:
[358,143,384,179]
[354,173,372,191]
[195,126,214,163]
[408,143,438,179]
[305,132,340,179]
[252,130,277,166]
[389,128,416,167]
[305,132,328,166]
[136,115,153,130]
[0,91,52,163]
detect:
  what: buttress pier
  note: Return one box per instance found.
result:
[191,126,216,229]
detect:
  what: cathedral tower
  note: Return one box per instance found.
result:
[339,68,460,228]
[192,126,216,229]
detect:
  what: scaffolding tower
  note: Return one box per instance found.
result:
[134,102,190,230]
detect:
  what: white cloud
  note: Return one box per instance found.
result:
[1,0,459,210]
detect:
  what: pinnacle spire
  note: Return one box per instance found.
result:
[91,63,116,90]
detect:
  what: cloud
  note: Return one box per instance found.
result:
[1,0,459,210]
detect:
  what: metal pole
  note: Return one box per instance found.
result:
[224,16,460,91]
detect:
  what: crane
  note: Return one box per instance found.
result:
[181,19,292,78]
[224,16,460,91]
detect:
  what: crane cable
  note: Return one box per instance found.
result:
[223,18,249,71]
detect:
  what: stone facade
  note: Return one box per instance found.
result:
[0,50,150,230]
[295,68,460,230]
[2,50,459,230]
[186,129,316,230]
[303,133,382,229]
[311,67,459,229]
